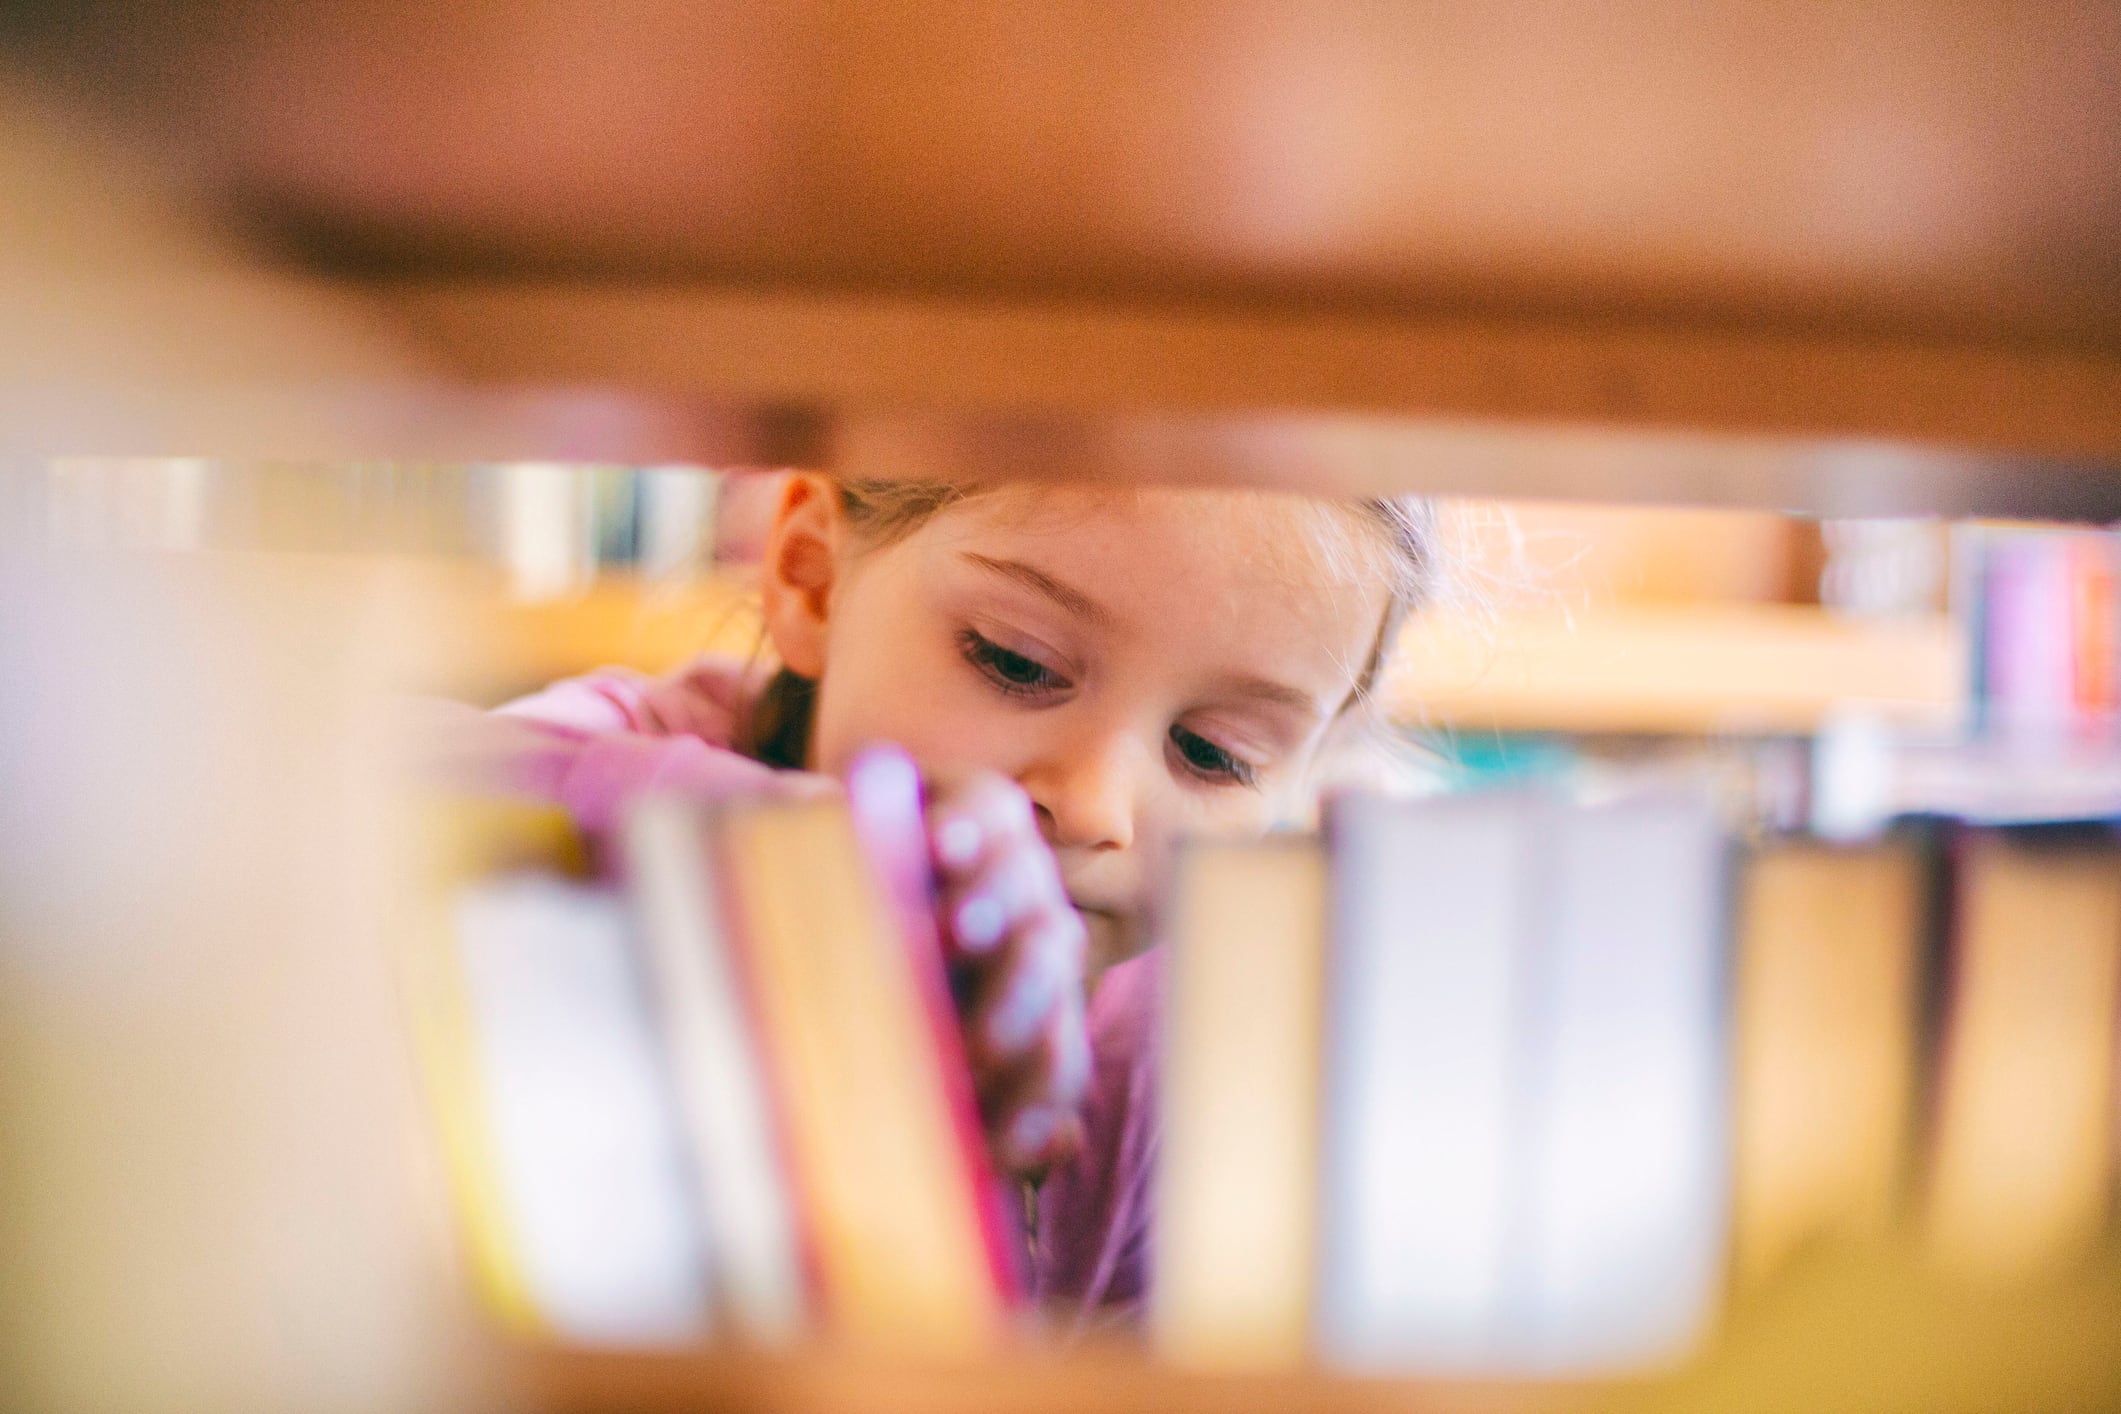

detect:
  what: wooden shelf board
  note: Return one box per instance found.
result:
[1392,603,1964,736]
[372,282,2121,474]
[507,1343,1612,1414]
[13,7,2121,505]
[334,282,2121,519]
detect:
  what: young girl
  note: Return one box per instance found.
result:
[446,473,1433,1323]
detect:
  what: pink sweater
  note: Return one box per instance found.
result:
[429,658,1157,1324]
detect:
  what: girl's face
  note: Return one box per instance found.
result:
[763,479,1393,964]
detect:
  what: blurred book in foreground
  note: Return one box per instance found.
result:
[405,779,2121,1383]
[1164,793,1729,1376]
[409,783,1016,1354]
[1156,793,2121,1378]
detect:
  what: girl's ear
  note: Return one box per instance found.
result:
[759,473,843,679]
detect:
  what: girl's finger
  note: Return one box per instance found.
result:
[997,1103,1085,1176]
[928,773,1039,880]
[959,908,1079,1079]
[976,909,1084,1053]
[940,836,1069,957]
[1044,990,1092,1111]
[974,985,1092,1174]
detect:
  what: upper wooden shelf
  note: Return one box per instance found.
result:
[374,283,2121,497]
[42,2,2117,345]
[7,3,2121,511]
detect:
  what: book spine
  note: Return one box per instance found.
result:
[2069,534,2119,739]
[844,747,1027,1305]
[705,817,831,1324]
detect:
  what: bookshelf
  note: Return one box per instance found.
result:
[509,1342,1594,1414]
[371,282,2121,488]
[10,7,2121,509]
[406,569,764,705]
[6,7,2121,1414]
[1397,602,1961,736]
[488,1255,2121,1414]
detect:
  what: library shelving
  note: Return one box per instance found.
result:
[5,7,2121,1414]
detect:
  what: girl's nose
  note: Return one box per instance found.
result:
[1022,733,1142,853]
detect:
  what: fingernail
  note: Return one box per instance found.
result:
[1010,1107,1057,1158]
[954,893,1006,952]
[935,816,982,869]
[848,746,918,803]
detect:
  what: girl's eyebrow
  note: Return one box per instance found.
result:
[1208,674,1324,716]
[960,551,1319,715]
[961,553,1115,629]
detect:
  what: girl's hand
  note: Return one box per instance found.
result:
[927,772,1092,1177]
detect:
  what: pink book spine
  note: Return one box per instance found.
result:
[844,746,1028,1305]
[2068,536,2119,734]
[1986,536,2072,738]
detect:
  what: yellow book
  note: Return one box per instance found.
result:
[1730,840,1923,1286]
[405,797,714,1344]
[399,799,587,1336]
[1925,831,2121,1280]
[719,799,1002,1352]
[1154,836,1328,1369]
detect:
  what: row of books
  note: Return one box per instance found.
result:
[1159,794,2120,1374]
[6,459,732,588]
[410,770,1017,1353]
[408,783,2121,1373]
[1957,522,2121,741]
[497,463,726,599]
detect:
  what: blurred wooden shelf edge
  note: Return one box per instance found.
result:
[9,73,2121,512]
[331,275,2121,521]
[484,1249,2121,1414]
[504,1341,1609,1414]
[1393,603,1964,737]
[406,570,765,705]
[376,283,2117,466]
[20,274,2121,516]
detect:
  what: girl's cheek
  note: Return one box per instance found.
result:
[861,670,1031,781]
[1196,789,1279,835]
[1145,774,1275,843]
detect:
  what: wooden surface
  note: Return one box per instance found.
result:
[377,283,2121,483]
[486,1254,2121,1414]
[8,4,2121,501]
[34,3,2121,347]
[507,1343,1608,1414]
[1395,603,1963,735]
[398,569,763,705]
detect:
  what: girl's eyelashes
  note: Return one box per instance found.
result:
[1168,723,1260,789]
[956,622,1266,787]
[958,628,1073,699]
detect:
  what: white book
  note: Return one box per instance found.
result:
[452,873,710,1345]
[1156,836,1330,1369]
[1511,795,1730,1372]
[1316,792,1536,1371]
[497,462,595,601]
[622,797,805,1342]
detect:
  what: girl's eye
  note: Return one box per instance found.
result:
[1169,724,1259,789]
[959,629,1071,698]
